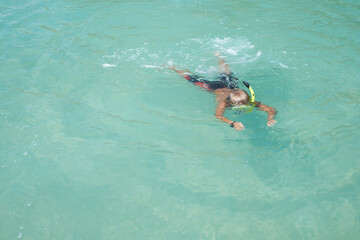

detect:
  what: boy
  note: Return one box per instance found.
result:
[166,53,277,131]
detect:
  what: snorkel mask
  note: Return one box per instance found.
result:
[231,81,255,113]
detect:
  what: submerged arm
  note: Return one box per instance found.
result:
[255,101,278,127]
[215,100,245,131]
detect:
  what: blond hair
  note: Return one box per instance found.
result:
[229,89,249,105]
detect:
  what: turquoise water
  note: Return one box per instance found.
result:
[1,0,360,239]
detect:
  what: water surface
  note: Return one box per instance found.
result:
[1,0,359,239]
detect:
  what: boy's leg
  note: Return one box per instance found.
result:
[215,52,231,75]
[214,52,239,89]
[165,65,192,78]
[165,64,211,90]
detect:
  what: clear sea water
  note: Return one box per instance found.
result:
[1,0,359,239]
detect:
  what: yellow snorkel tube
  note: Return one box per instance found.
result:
[231,81,255,113]
[243,81,255,103]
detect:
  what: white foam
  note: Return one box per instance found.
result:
[102,52,118,58]
[188,38,203,43]
[141,65,160,69]
[102,63,116,68]
[279,62,289,68]
[207,37,254,57]
[226,48,239,55]
[17,232,22,238]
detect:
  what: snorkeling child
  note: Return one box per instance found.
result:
[166,53,277,131]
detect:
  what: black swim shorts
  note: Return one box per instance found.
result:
[215,72,238,89]
[184,74,233,91]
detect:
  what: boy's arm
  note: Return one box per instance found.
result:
[255,101,278,127]
[215,100,245,130]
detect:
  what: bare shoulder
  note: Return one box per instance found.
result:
[214,88,231,102]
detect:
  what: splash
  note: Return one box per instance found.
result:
[102,36,261,73]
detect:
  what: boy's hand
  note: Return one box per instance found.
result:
[233,122,245,131]
[267,119,277,127]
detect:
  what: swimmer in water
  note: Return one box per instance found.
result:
[165,52,277,131]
